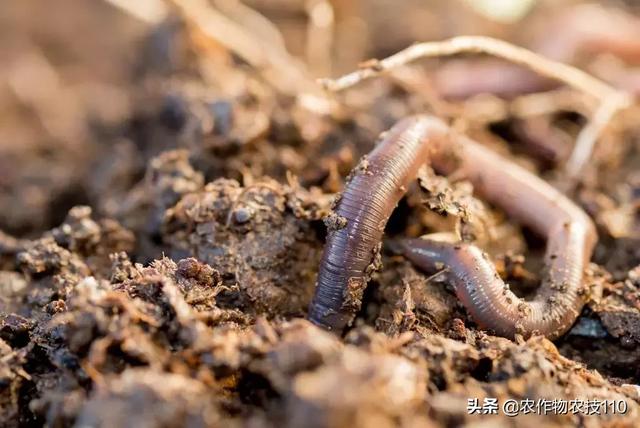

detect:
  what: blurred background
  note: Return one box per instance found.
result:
[1,0,639,239]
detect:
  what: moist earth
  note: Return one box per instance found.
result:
[1,1,640,427]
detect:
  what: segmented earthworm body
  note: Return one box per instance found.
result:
[307,116,451,331]
[308,115,597,339]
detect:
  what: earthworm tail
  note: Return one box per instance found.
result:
[307,116,450,331]
[405,133,596,339]
[308,115,597,338]
[398,230,589,339]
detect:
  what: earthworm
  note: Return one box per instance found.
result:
[308,115,597,339]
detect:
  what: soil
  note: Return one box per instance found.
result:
[1,1,640,427]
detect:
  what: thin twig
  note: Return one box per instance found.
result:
[169,0,319,96]
[424,267,450,284]
[320,36,620,99]
[105,0,319,97]
[565,92,629,178]
[320,36,632,178]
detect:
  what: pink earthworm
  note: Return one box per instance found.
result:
[308,115,597,338]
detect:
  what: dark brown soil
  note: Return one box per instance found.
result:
[1,1,640,427]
